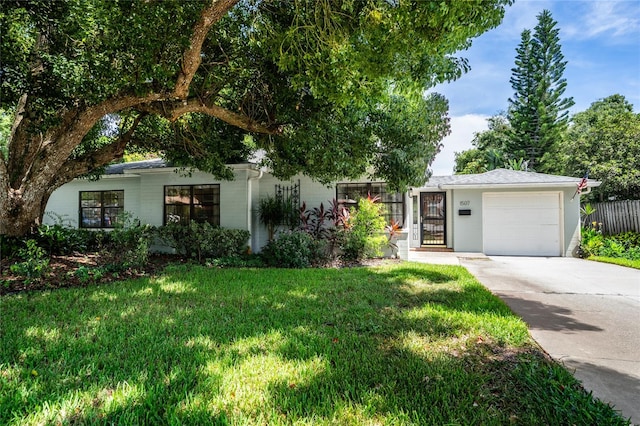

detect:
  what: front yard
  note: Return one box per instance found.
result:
[0,263,629,425]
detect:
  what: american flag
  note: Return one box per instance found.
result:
[572,171,589,200]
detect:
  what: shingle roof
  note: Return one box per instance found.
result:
[421,169,600,189]
[105,158,169,174]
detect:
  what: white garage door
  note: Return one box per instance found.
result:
[483,192,562,256]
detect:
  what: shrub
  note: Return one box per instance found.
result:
[611,231,640,250]
[340,197,387,261]
[261,231,319,268]
[33,212,92,255]
[88,214,154,270]
[69,265,104,284]
[9,239,50,283]
[1,235,23,260]
[581,226,640,261]
[600,240,626,258]
[104,225,153,270]
[36,224,94,255]
[157,222,250,263]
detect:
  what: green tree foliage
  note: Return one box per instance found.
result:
[559,95,640,201]
[454,114,510,174]
[0,0,512,236]
[505,9,574,172]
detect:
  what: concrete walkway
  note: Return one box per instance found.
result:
[408,251,640,424]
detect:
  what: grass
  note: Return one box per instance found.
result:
[0,262,629,425]
[589,256,640,270]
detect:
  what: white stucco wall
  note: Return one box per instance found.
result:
[563,188,582,257]
[134,168,251,229]
[45,165,411,258]
[451,189,484,252]
[405,186,582,256]
[453,187,580,256]
[253,173,338,251]
[44,175,141,227]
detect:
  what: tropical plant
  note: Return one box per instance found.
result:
[580,203,596,227]
[385,219,403,258]
[258,196,284,241]
[257,196,298,241]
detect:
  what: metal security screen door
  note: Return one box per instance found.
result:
[421,192,446,245]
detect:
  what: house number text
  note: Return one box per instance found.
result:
[459,200,470,206]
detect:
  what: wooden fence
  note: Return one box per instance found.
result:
[585,200,640,235]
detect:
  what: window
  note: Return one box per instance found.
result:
[80,190,124,228]
[336,182,404,225]
[164,184,220,225]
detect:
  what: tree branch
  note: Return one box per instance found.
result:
[53,113,148,188]
[174,0,241,99]
[137,98,284,134]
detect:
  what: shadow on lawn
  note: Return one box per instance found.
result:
[0,263,626,425]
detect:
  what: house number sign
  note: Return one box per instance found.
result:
[459,200,470,206]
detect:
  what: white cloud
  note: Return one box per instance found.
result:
[430,114,489,176]
[563,1,640,40]
[496,0,553,39]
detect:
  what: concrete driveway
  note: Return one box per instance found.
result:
[458,256,640,424]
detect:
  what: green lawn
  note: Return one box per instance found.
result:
[0,263,628,425]
[589,256,640,270]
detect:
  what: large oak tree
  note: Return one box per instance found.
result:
[1,0,511,236]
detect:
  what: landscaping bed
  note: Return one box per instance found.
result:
[0,253,175,296]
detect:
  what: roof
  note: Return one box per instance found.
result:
[420,169,601,189]
[103,158,259,175]
[105,158,169,175]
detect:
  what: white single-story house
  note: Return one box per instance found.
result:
[44,159,599,258]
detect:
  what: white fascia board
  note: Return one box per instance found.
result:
[438,182,600,190]
[122,162,260,175]
[73,174,140,181]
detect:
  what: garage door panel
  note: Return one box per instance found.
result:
[483,192,562,256]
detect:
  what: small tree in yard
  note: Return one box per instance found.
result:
[0,0,511,237]
[341,197,387,261]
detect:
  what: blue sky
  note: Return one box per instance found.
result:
[429,0,640,176]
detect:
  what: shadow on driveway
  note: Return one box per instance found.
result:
[562,358,640,424]
[497,294,604,332]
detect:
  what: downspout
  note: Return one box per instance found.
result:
[247,167,264,253]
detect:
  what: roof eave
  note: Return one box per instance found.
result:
[439,181,602,190]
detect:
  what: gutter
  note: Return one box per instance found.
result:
[247,167,264,252]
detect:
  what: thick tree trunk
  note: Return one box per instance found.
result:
[0,0,278,238]
[0,183,54,237]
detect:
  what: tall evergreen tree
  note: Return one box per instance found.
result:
[506,10,574,172]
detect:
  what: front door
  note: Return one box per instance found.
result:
[421,192,446,245]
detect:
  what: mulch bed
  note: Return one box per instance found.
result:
[0,253,177,296]
[0,254,401,296]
